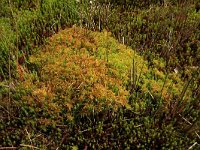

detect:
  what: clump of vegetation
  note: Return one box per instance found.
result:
[22,28,130,116]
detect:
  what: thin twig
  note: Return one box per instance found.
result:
[79,127,93,133]
[148,90,155,100]
[8,39,11,122]
[134,124,143,128]
[179,114,200,144]
[56,125,68,128]
[0,147,17,150]
[188,142,198,150]
[0,105,10,115]
[20,144,39,149]
[195,131,200,140]
[25,128,33,150]
[179,114,192,125]
[0,84,9,88]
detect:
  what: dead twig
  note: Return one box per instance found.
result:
[25,128,33,150]
[179,114,192,125]
[20,144,39,149]
[195,131,200,140]
[0,147,17,150]
[188,142,198,150]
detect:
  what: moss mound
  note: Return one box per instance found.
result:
[16,26,191,118]
[21,27,131,117]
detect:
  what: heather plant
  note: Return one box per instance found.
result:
[0,0,79,80]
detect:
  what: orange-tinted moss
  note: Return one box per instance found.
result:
[21,26,192,119]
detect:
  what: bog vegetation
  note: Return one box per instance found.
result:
[0,0,199,149]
